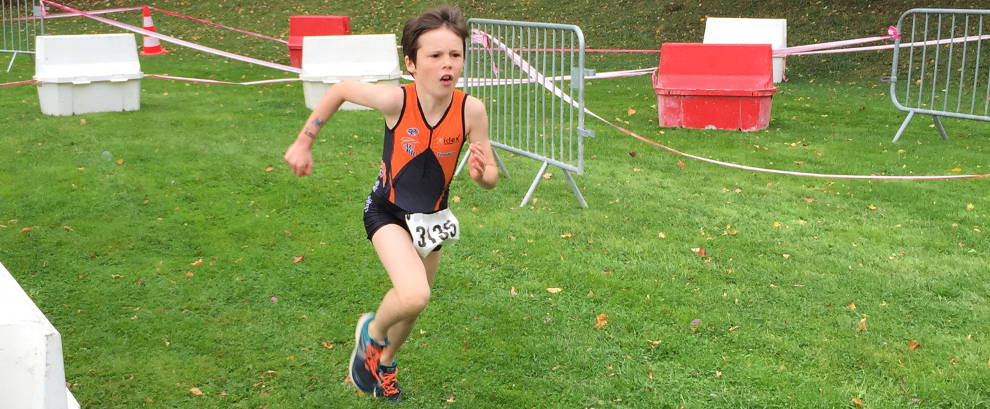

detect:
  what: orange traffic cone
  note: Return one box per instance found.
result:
[139,5,168,56]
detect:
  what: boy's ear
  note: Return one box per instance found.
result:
[404,55,416,77]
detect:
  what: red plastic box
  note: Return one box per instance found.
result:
[653,43,776,131]
[288,16,351,68]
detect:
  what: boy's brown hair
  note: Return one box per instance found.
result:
[401,5,468,64]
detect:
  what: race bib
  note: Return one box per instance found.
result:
[404,208,460,258]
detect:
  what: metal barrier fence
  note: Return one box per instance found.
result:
[461,18,593,208]
[889,8,990,142]
[2,0,43,72]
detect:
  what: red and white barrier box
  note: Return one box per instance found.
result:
[300,34,400,111]
[0,261,80,409]
[288,15,350,68]
[653,43,776,132]
[34,33,143,116]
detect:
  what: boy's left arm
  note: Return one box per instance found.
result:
[465,97,498,189]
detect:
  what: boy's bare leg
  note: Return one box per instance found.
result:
[380,249,440,363]
[366,224,440,360]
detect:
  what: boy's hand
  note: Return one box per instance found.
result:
[284,142,313,176]
[467,142,486,180]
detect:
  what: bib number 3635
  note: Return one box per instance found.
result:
[404,208,460,258]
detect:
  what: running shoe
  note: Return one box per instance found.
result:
[348,313,387,392]
[374,360,403,402]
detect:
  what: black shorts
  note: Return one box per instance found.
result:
[362,193,442,252]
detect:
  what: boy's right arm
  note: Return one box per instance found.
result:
[284,81,403,177]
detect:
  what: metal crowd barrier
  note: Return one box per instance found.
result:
[1,0,43,72]
[889,8,990,142]
[461,18,593,208]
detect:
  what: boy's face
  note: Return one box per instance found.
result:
[405,27,464,91]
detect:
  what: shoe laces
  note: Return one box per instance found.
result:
[378,367,400,397]
[363,344,383,375]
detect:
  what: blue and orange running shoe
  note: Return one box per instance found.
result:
[348,313,388,392]
[374,361,403,402]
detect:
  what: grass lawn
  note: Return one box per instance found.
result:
[2,3,990,408]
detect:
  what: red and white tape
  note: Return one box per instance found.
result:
[145,74,299,85]
[148,6,287,44]
[472,28,990,181]
[40,0,300,74]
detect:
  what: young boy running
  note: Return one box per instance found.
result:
[283,6,497,402]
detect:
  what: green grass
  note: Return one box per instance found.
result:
[3,2,990,408]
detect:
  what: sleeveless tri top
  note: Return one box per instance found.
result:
[371,83,467,213]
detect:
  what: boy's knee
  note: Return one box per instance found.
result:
[398,288,430,313]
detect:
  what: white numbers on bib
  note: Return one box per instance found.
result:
[404,209,460,258]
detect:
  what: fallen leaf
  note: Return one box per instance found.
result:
[595,313,608,329]
[648,340,663,347]
[452,196,461,203]
[692,248,706,257]
[446,393,455,403]
[852,397,866,408]
[546,288,563,294]
[647,369,654,379]
[715,371,723,378]
[510,287,518,296]
[782,254,791,259]
[907,340,922,351]
[587,291,594,297]
[677,160,686,169]
[950,168,962,172]
[116,159,125,165]
[560,233,574,238]
[966,203,974,210]
[728,326,740,332]
[20,227,32,233]
[949,357,959,365]
[658,232,667,239]
[772,221,782,228]
[626,107,637,116]
[184,272,194,278]
[79,118,87,125]
[265,166,274,172]
[847,302,857,310]
[542,172,553,180]
[793,161,804,166]
[111,274,123,279]
[191,258,203,267]
[628,151,637,157]
[857,317,868,332]
[868,204,878,211]
[801,197,815,203]
[321,341,334,349]
[293,256,304,263]
[190,387,204,396]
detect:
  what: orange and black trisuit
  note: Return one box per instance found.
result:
[370,83,467,214]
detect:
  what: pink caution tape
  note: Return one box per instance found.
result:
[475,29,990,181]
[0,80,37,87]
[145,74,300,85]
[2,6,141,21]
[148,7,287,44]
[41,0,301,74]
[589,111,990,180]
